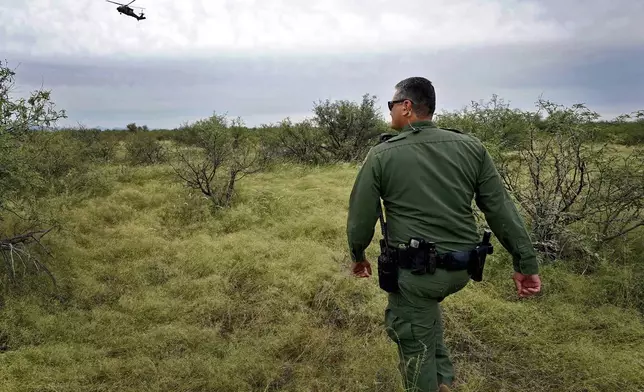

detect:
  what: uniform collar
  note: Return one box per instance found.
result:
[400,119,436,132]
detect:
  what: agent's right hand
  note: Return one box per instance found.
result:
[351,260,372,278]
[512,272,541,298]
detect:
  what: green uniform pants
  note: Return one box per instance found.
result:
[385,268,470,392]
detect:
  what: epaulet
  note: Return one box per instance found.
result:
[378,132,397,144]
[441,127,464,134]
[383,132,408,143]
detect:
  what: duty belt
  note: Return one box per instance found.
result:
[388,246,474,271]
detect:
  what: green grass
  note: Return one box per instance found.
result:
[1,161,643,392]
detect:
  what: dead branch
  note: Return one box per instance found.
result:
[0,227,58,289]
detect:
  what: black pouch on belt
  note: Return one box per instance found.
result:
[405,238,437,275]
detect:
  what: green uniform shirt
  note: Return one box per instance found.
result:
[346,120,539,275]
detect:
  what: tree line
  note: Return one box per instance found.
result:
[1,60,643,296]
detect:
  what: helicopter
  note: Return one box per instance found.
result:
[106,0,146,21]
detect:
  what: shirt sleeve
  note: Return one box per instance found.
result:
[346,148,382,262]
[474,145,540,275]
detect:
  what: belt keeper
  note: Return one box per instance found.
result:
[427,242,437,274]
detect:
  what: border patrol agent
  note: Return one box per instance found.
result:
[346,77,541,392]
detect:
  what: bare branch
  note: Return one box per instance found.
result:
[1,227,58,290]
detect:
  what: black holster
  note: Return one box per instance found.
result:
[468,230,494,282]
[377,239,399,293]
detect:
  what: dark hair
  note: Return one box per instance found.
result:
[394,77,436,117]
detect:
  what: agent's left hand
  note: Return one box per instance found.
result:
[352,260,372,278]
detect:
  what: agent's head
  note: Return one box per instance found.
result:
[388,77,436,130]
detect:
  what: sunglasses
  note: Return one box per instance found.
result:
[388,99,413,111]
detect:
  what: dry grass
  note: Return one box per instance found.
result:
[1,159,643,392]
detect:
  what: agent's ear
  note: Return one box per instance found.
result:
[404,100,413,116]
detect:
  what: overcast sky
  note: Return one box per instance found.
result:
[2,0,643,129]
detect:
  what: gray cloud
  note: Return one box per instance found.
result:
[2,0,643,128]
[534,0,643,25]
[6,39,642,129]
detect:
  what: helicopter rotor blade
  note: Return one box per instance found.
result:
[105,0,125,5]
[126,0,137,5]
